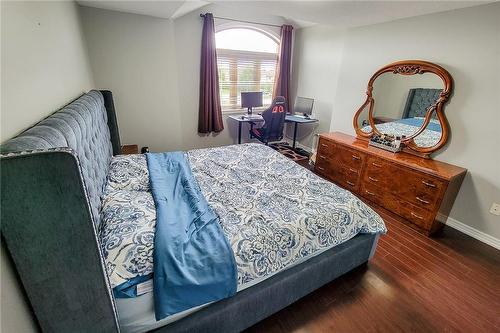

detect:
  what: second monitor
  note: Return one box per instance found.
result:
[293,97,314,118]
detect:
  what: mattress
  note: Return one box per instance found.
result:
[99,143,386,332]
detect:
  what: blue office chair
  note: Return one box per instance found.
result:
[250,96,287,145]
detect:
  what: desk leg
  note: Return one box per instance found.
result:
[238,122,242,144]
[292,122,298,148]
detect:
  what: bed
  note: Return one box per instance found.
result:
[1,90,386,333]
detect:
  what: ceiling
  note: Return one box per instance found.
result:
[77,1,209,19]
[77,0,491,28]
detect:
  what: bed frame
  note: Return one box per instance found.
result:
[1,90,380,333]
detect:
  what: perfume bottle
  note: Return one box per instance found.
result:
[394,136,401,149]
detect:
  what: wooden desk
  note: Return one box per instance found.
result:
[285,115,318,148]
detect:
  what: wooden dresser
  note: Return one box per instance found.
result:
[315,132,467,235]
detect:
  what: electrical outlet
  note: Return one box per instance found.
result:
[490,203,500,216]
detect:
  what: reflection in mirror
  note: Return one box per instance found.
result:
[357,103,371,134]
[413,110,443,147]
[361,72,444,147]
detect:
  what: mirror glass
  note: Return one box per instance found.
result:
[361,72,444,147]
[357,104,371,134]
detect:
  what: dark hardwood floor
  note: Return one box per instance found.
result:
[244,207,500,333]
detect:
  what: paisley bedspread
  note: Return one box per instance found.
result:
[99,143,386,295]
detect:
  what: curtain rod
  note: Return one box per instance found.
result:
[200,13,282,28]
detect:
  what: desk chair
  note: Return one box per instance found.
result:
[250,96,287,145]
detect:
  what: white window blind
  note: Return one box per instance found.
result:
[217,49,277,111]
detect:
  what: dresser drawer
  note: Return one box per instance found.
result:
[316,153,331,167]
[360,183,386,208]
[398,199,433,229]
[363,156,391,187]
[361,183,400,213]
[332,170,360,192]
[334,145,365,170]
[317,138,336,157]
[337,163,361,178]
[361,183,433,229]
[334,175,359,192]
[315,156,333,177]
[396,169,446,210]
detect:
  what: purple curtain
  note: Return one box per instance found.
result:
[199,13,224,133]
[273,25,294,112]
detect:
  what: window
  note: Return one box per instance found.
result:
[216,28,279,111]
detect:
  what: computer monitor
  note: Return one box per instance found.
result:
[294,97,314,117]
[241,91,263,114]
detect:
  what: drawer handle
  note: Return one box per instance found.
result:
[416,196,430,204]
[411,212,424,220]
[349,168,358,173]
[422,180,436,188]
[320,155,326,160]
[321,143,328,148]
[346,180,355,186]
[368,176,379,182]
[365,190,376,196]
[372,162,382,168]
[318,166,325,171]
[352,155,361,161]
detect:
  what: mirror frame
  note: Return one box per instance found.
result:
[353,60,453,158]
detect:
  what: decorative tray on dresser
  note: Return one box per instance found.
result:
[315,132,467,235]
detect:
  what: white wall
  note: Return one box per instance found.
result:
[79,4,287,152]
[1,1,94,142]
[79,6,184,152]
[291,25,345,149]
[1,1,95,331]
[293,3,500,240]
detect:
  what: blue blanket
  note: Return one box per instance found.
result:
[146,152,237,320]
[396,117,442,132]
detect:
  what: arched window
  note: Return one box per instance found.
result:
[216,28,279,111]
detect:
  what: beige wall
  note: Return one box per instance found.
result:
[293,3,500,240]
[1,1,95,332]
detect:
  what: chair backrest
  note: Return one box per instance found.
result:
[402,88,442,119]
[261,96,287,142]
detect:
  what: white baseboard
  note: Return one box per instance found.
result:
[445,216,500,250]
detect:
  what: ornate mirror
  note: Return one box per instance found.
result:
[353,60,453,158]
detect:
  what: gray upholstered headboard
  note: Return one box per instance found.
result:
[1,90,122,332]
[402,88,442,119]
[1,90,120,227]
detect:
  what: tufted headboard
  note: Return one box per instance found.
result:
[402,88,442,119]
[1,90,120,227]
[1,90,122,332]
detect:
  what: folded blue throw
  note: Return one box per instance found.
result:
[396,117,442,132]
[146,152,237,320]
